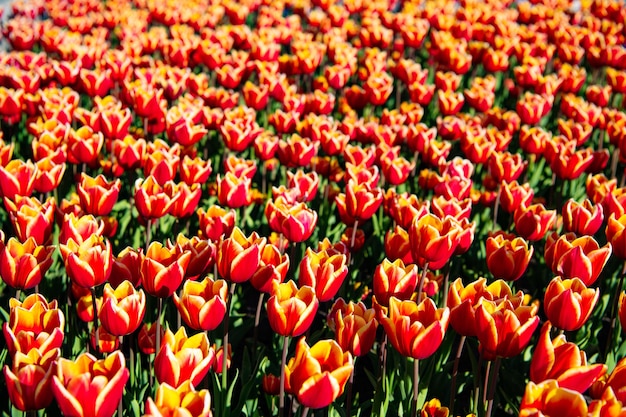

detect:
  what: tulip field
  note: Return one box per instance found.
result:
[3,0,626,415]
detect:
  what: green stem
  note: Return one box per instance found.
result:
[412,358,420,417]
[605,261,626,360]
[91,286,99,355]
[449,335,467,414]
[485,357,502,417]
[279,335,290,417]
[416,263,429,304]
[222,283,236,391]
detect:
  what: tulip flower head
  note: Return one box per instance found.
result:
[52,351,129,417]
[284,337,353,409]
[266,280,319,337]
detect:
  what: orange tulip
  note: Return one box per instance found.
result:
[519,380,588,417]
[249,243,289,294]
[486,232,533,281]
[217,227,266,284]
[6,195,56,246]
[530,321,606,393]
[266,280,319,337]
[328,298,378,357]
[606,214,626,259]
[144,381,212,417]
[154,327,215,388]
[216,172,252,209]
[298,247,348,302]
[173,277,229,331]
[409,213,461,270]
[335,179,383,225]
[99,280,146,337]
[76,173,121,217]
[3,294,65,357]
[4,347,59,411]
[284,337,353,409]
[134,176,177,220]
[179,155,212,186]
[59,234,113,289]
[51,351,129,417]
[197,205,236,241]
[514,203,557,242]
[475,298,539,360]
[544,233,611,286]
[373,258,418,306]
[544,277,599,332]
[447,278,522,337]
[562,198,604,236]
[141,241,191,298]
[378,296,449,360]
[112,135,146,171]
[0,159,37,201]
[588,386,626,417]
[0,236,54,290]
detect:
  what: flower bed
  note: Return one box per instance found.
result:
[1,0,626,416]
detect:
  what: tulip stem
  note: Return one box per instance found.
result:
[145,218,153,253]
[485,357,502,417]
[15,289,20,301]
[449,335,467,414]
[279,335,290,417]
[222,283,236,392]
[301,407,310,417]
[346,359,356,417]
[412,358,420,417]
[349,220,359,265]
[416,263,429,304]
[605,261,626,360]
[91,286,99,355]
[155,297,163,361]
[492,184,501,228]
[254,292,265,349]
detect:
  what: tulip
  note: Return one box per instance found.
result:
[154,327,215,388]
[66,126,104,166]
[485,232,533,281]
[596,357,626,404]
[519,380,588,417]
[34,156,66,194]
[4,348,59,411]
[514,203,557,242]
[217,227,265,284]
[109,247,142,288]
[328,298,378,357]
[144,381,212,417]
[99,280,146,336]
[76,173,121,216]
[59,234,113,289]
[6,195,56,246]
[475,298,539,360]
[173,234,215,281]
[269,200,318,243]
[530,321,606,392]
[0,159,37,200]
[267,280,319,337]
[143,141,180,185]
[544,233,611,285]
[134,176,177,221]
[52,351,129,417]
[166,182,202,219]
[90,326,120,354]
[588,387,626,417]
[0,236,54,291]
[544,277,599,332]
[409,213,461,270]
[216,172,252,209]
[3,294,65,357]
[141,241,191,298]
[249,243,289,294]
[384,227,414,264]
[373,258,418,306]
[562,198,604,236]
[298,247,349,302]
[285,337,353,409]
[112,135,146,171]
[378,296,449,360]
[335,179,383,225]
[447,278,523,337]
[180,155,212,186]
[173,277,228,331]
[197,205,236,241]
[606,214,626,259]
[59,213,104,245]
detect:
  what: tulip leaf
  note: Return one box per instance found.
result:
[129,399,141,417]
